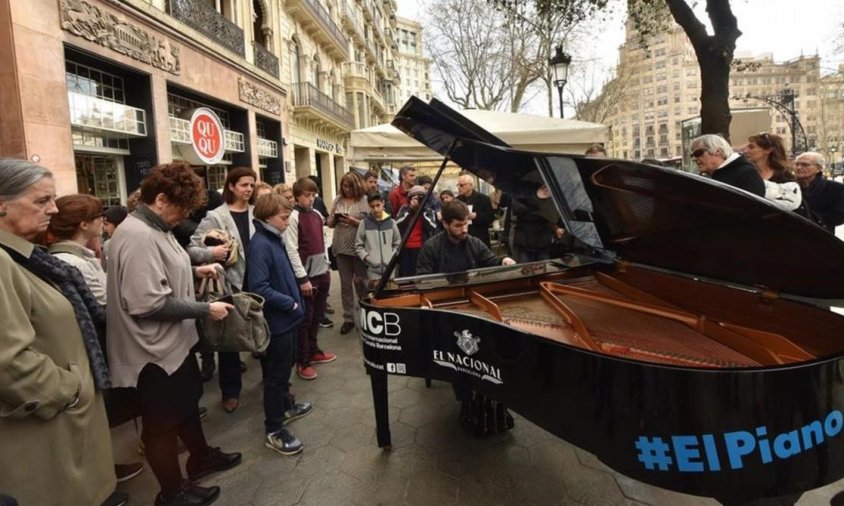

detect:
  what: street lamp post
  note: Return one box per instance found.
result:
[779,88,800,156]
[548,45,571,119]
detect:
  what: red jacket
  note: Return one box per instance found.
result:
[388,185,409,218]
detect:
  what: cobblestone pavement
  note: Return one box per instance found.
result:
[115,271,844,505]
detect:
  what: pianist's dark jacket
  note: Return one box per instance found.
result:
[416,231,502,275]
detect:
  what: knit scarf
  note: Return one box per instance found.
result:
[9,245,111,390]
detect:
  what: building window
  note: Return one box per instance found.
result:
[168,93,231,128]
[66,61,126,103]
[75,154,123,206]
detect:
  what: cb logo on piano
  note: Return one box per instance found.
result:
[359,309,401,336]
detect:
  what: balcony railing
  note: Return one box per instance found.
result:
[224,130,245,152]
[341,1,365,43]
[169,116,191,144]
[257,138,279,158]
[292,82,354,130]
[369,84,386,113]
[288,0,349,58]
[343,61,368,79]
[253,44,279,77]
[168,0,245,57]
[169,116,245,153]
[68,92,147,138]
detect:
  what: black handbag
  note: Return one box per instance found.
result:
[196,276,270,354]
[328,245,339,271]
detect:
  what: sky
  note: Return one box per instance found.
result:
[396,0,844,115]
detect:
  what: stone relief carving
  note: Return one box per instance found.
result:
[60,0,180,75]
[238,78,281,116]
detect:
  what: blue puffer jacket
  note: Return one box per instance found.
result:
[245,220,305,335]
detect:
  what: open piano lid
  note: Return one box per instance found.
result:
[392,97,844,300]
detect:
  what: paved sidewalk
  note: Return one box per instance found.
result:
[115,271,844,505]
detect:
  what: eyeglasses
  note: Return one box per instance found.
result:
[794,162,817,167]
[691,148,708,158]
[457,182,470,187]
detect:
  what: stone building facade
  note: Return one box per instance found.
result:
[593,21,831,164]
[0,0,414,203]
[395,17,432,105]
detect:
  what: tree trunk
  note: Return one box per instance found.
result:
[664,0,740,142]
[696,47,733,141]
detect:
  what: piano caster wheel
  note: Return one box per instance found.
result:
[425,377,432,388]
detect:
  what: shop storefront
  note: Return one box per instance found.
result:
[0,0,288,200]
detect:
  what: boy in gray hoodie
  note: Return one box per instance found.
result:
[355,193,401,283]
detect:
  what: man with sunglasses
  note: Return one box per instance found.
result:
[794,152,844,232]
[690,134,765,198]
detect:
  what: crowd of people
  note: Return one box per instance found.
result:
[688,133,844,230]
[1,131,841,504]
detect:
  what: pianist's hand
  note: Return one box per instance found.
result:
[501,257,516,266]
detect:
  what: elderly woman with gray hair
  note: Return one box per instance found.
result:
[690,134,766,197]
[0,159,118,505]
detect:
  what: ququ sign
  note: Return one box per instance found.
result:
[188,108,225,165]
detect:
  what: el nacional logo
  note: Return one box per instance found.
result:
[432,330,503,385]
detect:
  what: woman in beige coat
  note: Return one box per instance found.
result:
[0,159,116,505]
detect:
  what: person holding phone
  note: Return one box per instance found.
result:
[327,173,369,335]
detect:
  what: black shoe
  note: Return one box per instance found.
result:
[186,446,242,482]
[155,481,219,506]
[198,406,208,419]
[319,317,334,328]
[184,483,220,503]
[115,462,143,482]
[340,321,355,335]
[102,491,129,506]
[239,360,247,373]
[199,358,215,382]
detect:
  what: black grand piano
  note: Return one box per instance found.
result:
[359,97,844,504]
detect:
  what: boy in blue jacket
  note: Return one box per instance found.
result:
[246,193,311,456]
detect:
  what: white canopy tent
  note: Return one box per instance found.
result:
[349,109,609,163]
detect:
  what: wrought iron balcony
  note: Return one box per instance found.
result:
[168,0,245,57]
[253,44,279,77]
[68,92,147,138]
[292,82,354,131]
[287,0,349,60]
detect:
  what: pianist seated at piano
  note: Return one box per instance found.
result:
[415,199,515,432]
[416,200,515,276]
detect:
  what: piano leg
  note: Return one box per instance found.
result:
[368,369,392,449]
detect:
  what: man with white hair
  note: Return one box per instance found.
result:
[690,134,765,197]
[455,172,494,247]
[794,152,844,232]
